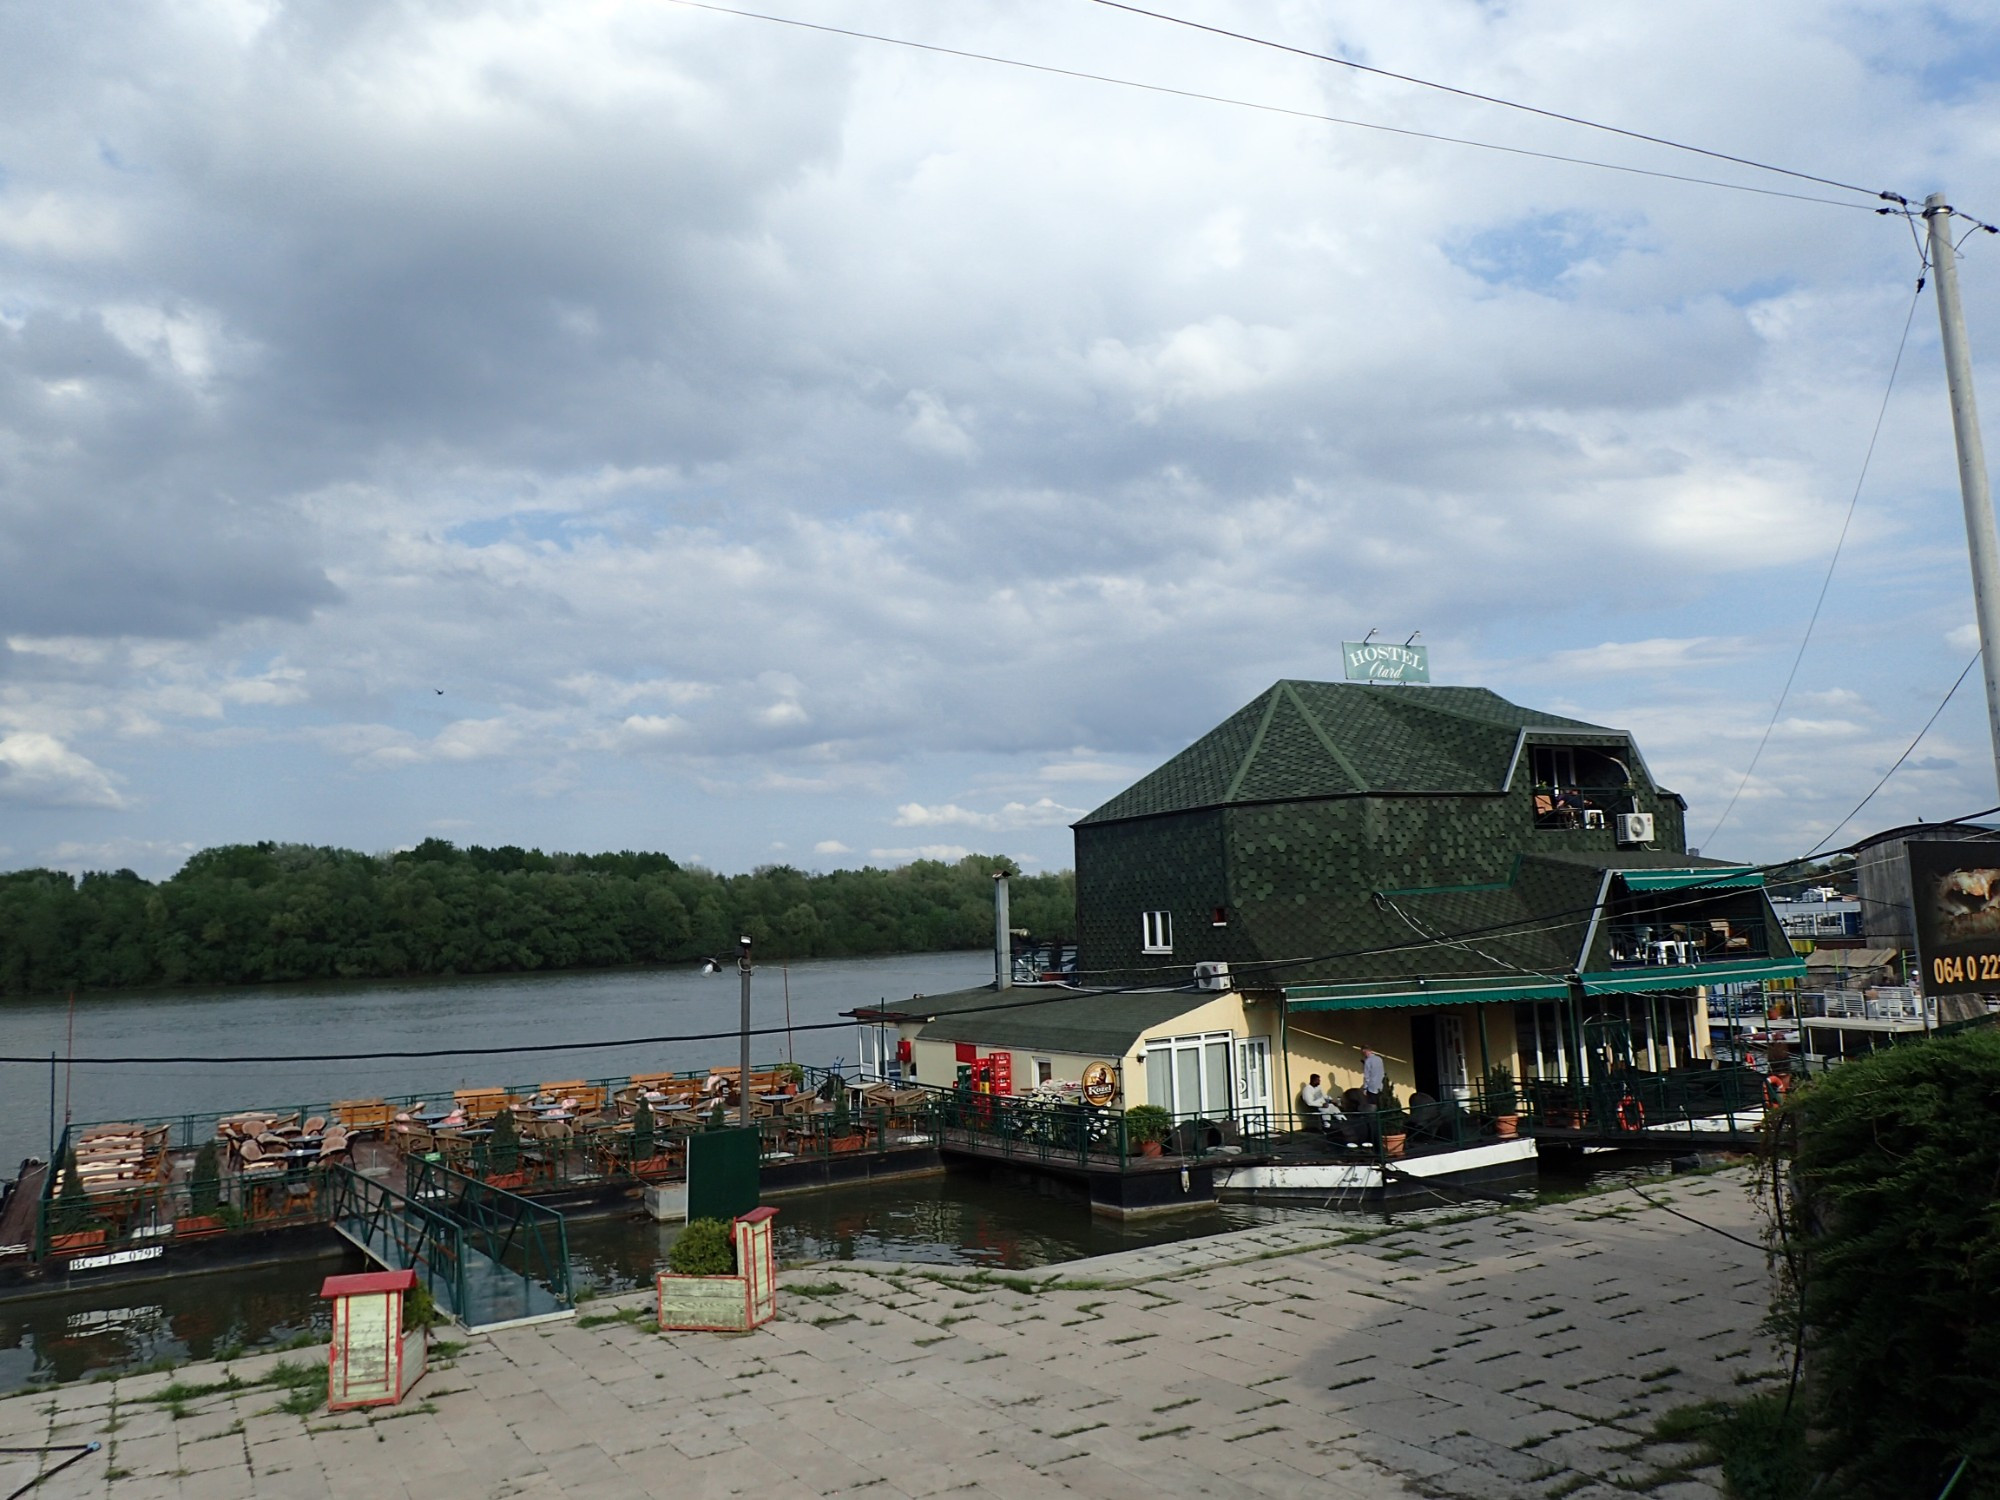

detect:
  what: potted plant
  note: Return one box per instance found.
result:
[48,1146,105,1254]
[777,1062,805,1093]
[1484,1065,1520,1140]
[178,1140,226,1237]
[484,1108,527,1189]
[657,1217,751,1332]
[828,1087,865,1153]
[1377,1088,1408,1160]
[1123,1105,1174,1159]
[631,1099,656,1162]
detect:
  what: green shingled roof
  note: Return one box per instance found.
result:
[886,985,1212,1057]
[1079,681,1629,825]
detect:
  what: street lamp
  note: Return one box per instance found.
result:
[736,936,753,1128]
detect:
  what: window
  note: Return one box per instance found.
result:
[1142,1032,1236,1115]
[1141,910,1173,953]
[1033,1057,1053,1086]
[1211,905,1229,926]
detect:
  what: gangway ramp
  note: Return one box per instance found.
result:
[329,1166,573,1331]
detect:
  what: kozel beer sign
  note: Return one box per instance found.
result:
[1342,641,1430,683]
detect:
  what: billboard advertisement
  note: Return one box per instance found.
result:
[1907,838,2000,994]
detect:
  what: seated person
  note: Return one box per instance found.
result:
[1298,1074,1336,1129]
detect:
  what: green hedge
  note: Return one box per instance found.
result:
[1786,1026,2000,1499]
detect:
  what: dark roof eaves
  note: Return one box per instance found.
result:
[1076,786,1516,829]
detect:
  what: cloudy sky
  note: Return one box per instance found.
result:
[4,0,2000,879]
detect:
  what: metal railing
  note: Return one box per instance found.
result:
[328,1168,470,1322]
[1520,1064,1773,1133]
[1531,784,1631,830]
[404,1158,572,1322]
[1605,919,1771,967]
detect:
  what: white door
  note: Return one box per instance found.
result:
[1236,1037,1273,1120]
[1438,1016,1471,1101]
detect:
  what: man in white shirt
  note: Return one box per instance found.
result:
[1299,1073,1334,1128]
[1361,1047,1386,1109]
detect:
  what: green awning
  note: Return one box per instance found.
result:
[1286,977,1569,1011]
[1616,867,1763,892]
[1582,956,1804,993]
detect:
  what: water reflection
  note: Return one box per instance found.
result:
[0,1254,354,1392]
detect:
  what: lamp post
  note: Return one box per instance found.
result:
[737,936,753,1129]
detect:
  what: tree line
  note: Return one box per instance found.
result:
[0,840,1075,997]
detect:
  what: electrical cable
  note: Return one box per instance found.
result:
[1800,651,1983,859]
[12,801,1997,1071]
[658,0,1876,211]
[1703,274,1929,848]
[1086,0,1896,201]
[1,1444,99,1500]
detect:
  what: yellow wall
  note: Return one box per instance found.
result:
[897,990,1263,1108]
[1283,1002,1523,1106]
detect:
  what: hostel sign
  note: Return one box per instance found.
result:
[1342,641,1430,683]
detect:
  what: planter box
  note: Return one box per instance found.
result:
[483,1170,530,1191]
[47,1228,108,1256]
[657,1273,751,1332]
[827,1135,868,1155]
[175,1214,226,1239]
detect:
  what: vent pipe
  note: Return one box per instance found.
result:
[993,871,1012,990]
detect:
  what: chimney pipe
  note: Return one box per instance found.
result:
[993,871,1012,990]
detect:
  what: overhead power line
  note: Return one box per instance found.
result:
[660,0,1874,211]
[1704,275,1929,847]
[1087,0,1897,202]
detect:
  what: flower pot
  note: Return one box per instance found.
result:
[1493,1115,1519,1140]
[175,1214,226,1239]
[829,1134,867,1154]
[48,1228,107,1256]
[1139,1140,1163,1158]
[1382,1133,1407,1160]
[484,1169,530,1191]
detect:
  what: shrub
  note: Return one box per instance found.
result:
[632,1099,655,1160]
[1780,1026,2000,1498]
[1376,1087,1406,1135]
[1483,1065,1517,1117]
[486,1108,519,1173]
[670,1218,736,1277]
[1123,1105,1172,1147]
[188,1140,222,1217]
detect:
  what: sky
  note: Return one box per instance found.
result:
[4,0,2000,880]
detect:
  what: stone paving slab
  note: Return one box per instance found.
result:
[0,1169,1775,1500]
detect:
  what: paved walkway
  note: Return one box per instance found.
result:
[0,1170,1776,1500]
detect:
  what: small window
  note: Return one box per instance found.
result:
[1141,910,1173,953]
[1211,905,1229,927]
[1034,1057,1053,1086]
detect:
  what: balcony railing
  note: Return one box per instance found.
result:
[1606,918,1768,968]
[1532,784,1630,830]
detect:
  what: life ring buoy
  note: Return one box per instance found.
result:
[1616,1096,1645,1131]
[1763,1074,1787,1109]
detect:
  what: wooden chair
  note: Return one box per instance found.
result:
[540,1080,607,1111]
[455,1087,510,1118]
[334,1099,393,1136]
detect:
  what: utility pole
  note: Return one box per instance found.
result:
[1926,194,2000,793]
[736,935,753,1128]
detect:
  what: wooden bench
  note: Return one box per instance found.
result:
[454,1087,513,1118]
[334,1099,395,1134]
[539,1080,608,1111]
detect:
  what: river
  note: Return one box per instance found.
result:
[0,950,988,1166]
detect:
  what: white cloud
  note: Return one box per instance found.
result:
[1541,638,1754,677]
[900,390,976,459]
[813,839,853,854]
[869,844,975,863]
[0,732,125,808]
[893,797,1083,831]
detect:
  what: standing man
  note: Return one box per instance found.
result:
[1361,1046,1385,1110]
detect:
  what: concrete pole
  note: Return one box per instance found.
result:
[736,936,753,1128]
[993,872,1012,990]
[1926,194,2000,793]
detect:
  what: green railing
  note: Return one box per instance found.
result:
[1519,1064,1773,1133]
[405,1157,572,1320]
[327,1168,469,1322]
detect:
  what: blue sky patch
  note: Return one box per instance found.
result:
[1447,211,1637,295]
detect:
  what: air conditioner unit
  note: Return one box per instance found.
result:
[1193,961,1233,992]
[1616,812,1655,846]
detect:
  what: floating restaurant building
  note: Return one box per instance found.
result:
[872,679,1802,1180]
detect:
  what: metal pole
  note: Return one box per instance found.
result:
[737,936,753,1128]
[1926,193,2000,792]
[992,872,1012,990]
[48,1051,57,1163]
